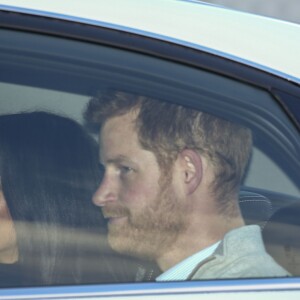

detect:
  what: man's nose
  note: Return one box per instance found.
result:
[92,175,117,207]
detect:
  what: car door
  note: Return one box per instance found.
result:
[0,2,300,299]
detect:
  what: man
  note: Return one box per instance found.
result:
[85,90,289,280]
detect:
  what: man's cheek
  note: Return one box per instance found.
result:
[122,188,146,208]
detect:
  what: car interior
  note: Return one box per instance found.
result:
[0,27,300,285]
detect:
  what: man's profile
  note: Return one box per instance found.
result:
[85,90,289,280]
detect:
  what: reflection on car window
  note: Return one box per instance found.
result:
[0,28,299,287]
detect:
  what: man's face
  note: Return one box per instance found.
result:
[92,111,187,260]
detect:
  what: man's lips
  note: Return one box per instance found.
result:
[106,215,127,225]
[102,206,129,219]
[102,208,129,224]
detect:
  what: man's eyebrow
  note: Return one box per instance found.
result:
[104,155,132,165]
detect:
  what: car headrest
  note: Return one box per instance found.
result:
[262,202,300,275]
[239,191,272,229]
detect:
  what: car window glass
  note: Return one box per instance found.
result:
[0,28,299,287]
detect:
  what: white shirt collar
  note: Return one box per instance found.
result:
[156,241,220,281]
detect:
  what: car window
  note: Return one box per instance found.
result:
[0,28,299,288]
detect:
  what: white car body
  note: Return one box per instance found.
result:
[0,0,300,82]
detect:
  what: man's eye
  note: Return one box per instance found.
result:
[120,166,133,174]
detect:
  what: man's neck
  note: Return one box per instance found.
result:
[156,213,245,272]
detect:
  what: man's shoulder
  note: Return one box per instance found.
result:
[191,225,290,280]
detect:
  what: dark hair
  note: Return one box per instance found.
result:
[0,112,104,285]
[85,90,252,210]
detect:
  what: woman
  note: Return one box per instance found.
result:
[0,111,113,286]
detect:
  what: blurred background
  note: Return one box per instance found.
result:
[204,0,300,24]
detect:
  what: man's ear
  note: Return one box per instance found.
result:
[178,149,203,195]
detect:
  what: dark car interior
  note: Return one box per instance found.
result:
[0,26,299,286]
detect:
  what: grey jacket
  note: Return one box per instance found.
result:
[189,225,289,280]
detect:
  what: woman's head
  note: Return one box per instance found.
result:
[0,186,17,264]
[0,111,102,284]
